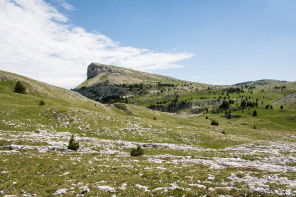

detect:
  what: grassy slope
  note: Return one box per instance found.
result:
[1,70,296,196]
[1,70,296,147]
[0,70,241,148]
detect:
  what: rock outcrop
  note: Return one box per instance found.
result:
[87,63,119,79]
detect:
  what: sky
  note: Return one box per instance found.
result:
[0,0,295,88]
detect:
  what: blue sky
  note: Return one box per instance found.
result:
[0,0,295,88]
[62,0,296,84]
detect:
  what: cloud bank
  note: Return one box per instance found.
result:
[0,0,193,88]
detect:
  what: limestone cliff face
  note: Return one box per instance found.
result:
[87,63,118,79]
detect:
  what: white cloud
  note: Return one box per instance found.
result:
[57,0,74,10]
[0,0,193,88]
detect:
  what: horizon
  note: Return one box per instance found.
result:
[1,63,295,89]
[0,0,295,88]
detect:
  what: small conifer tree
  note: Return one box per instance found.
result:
[130,145,144,156]
[253,110,257,116]
[68,134,79,151]
[39,99,45,106]
[280,105,284,109]
[211,120,219,126]
[14,81,26,94]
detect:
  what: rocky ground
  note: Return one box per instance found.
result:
[1,129,296,196]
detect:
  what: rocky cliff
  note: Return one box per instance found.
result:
[87,63,119,79]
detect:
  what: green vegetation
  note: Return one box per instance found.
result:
[130,145,144,156]
[14,81,26,94]
[114,102,127,111]
[67,134,79,151]
[1,68,296,196]
[39,99,45,105]
[211,120,219,126]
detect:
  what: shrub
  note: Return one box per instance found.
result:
[252,110,257,116]
[280,105,284,109]
[39,99,45,106]
[211,120,219,126]
[253,125,256,129]
[153,116,157,120]
[67,134,79,151]
[219,101,230,111]
[221,130,226,134]
[14,81,26,94]
[241,100,247,110]
[114,103,127,111]
[130,145,144,156]
[205,116,208,119]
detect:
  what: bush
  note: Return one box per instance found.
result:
[211,120,219,126]
[221,130,226,134]
[130,145,144,156]
[253,125,256,129]
[114,103,127,111]
[39,99,45,106]
[219,101,230,111]
[252,110,257,116]
[67,134,79,151]
[14,81,26,94]
[153,116,157,120]
[280,105,284,109]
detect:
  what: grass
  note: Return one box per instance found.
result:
[0,151,282,196]
[0,70,296,195]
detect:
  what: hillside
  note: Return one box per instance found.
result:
[234,79,291,87]
[1,70,296,196]
[74,63,225,113]
[75,63,296,117]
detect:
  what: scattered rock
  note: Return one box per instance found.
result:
[97,186,117,192]
[119,183,127,190]
[8,145,63,152]
[54,188,68,195]
[79,186,90,194]
[135,184,150,192]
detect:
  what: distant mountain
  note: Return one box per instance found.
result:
[74,63,212,112]
[234,79,290,87]
[74,63,296,114]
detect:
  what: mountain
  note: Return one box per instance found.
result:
[74,63,223,113]
[74,63,296,115]
[1,69,296,196]
[234,79,292,87]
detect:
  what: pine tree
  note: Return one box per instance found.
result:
[67,134,79,151]
[130,145,144,156]
[253,110,257,116]
[14,81,26,94]
[39,99,45,106]
[241,100,247,110]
